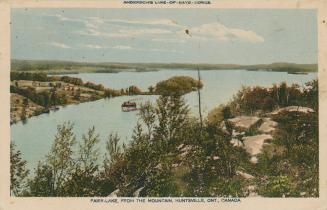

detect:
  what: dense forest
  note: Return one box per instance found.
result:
[10,79,318,197]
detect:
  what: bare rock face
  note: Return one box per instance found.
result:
[270,106,314,115]
[258,118,278,134]
[230,138,243,147]
[133,187,144,197]
[242,134,273,156]
[236,171,255,180]
[228,116,261,130]
[250,157,258,164]
[108,189,120,197]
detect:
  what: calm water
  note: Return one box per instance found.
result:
[11,69,317,170]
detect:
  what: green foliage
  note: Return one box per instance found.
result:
[101,95,250,197]
[10,143,29,196]
[79,126,100,170]
[104,133,122,167]
[59,76,83,86]
[303,80,318,111]
[84,82,105,91]
[20,107,27,124]
[228,80,318,115]
[46,121,77,195]
[207,177,249,197]
[154,95,190,148]
[61,126,115,197]
[10,86,51,107]
[207,105,232,125]
[258,176,298,197]
[11,72,49,81]
[128,85,142,95]
[12,80,318,197]
[27,124,115,197]
[138,101,156,138]
[148,85,154,93]
[256,110,318,197]
[155,76,203,96]
[28,163,54,196]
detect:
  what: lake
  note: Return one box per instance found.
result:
[11,69,317,171]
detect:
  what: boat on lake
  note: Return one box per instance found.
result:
[121,101,137,112]
[121,98,144,112]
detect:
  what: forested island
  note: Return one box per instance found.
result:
[11,79,318,197]
[11,59,317,74]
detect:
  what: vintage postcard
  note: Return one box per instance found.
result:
[0,0,326,210]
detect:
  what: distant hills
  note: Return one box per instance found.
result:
[11,59,318,74]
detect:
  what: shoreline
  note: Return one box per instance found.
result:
[12,67,315,76]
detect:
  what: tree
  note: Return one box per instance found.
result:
[73,89,81,101]
[138,101,156,139]
[104,133,122,168]
[155,76,203,96]
[78,126,100,171]
[20,107,27,124]
[154,95,190,150]
[304,79,318,110]
[28,163,54,196]
[46,121,76,195]
[148,85,154,93]
[128,85,142,95]
[10,143,29,196]
[50,88,58,106]
[61,126,114,197]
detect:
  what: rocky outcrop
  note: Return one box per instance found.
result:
[228,116,261,130]
[258,118,278,134]
[242,134,273,163]
[133,187,144,197]
[108,189,120,197]
[225,115,278,164]
[270,106,314,115]
[236,170,255,180]
[230,138,243,147]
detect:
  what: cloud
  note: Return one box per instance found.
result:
[75,27,172,38]
[45,14,85,24]
[45,42,72,49]
[111,45,183,53]
[186,22,264,43]
[79,44,181,53]
[45,14,104,30]
[81,44,108,49]
[112,45,133,50]
[87,17,105,24]
[119,28,172,36]
[151,38,186,44]
[108,18,181,27]
[46,13,264,45]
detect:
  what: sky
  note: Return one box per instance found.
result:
[11,8,317,64]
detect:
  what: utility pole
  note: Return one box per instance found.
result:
[184,27,203,134]
[197,66,203,133]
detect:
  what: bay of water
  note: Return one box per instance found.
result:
[11,69,317,170]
